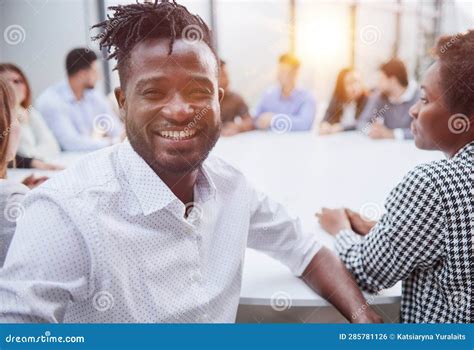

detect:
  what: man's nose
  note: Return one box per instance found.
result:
[160,96,194,124]
[409,101,419,119]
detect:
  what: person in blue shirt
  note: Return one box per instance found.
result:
[254,53,316,132]
[36,48,123,151]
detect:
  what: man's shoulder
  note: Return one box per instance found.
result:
[36,82,65,108]
[32,145,121,200]
[203,154,248,187]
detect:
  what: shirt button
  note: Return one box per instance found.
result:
[191,271,202,284]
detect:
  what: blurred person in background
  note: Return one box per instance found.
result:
[0,77,48,267]
[254,53,316,132]
[357,58,419,140]
[218,59,254,136]
[320,67,369,134]
[36,48,123,151]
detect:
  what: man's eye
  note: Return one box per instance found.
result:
[191,89,211,95]
[144,90,164,96]
[420,97,428,104]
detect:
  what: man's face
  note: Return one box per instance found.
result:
[83,61,100,90]
[377,71,392,96]
[116,38,223,175]
[277,63,297,88]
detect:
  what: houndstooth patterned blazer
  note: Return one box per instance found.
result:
[335,141,473,323]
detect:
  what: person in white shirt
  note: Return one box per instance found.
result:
[0,64,60,162]
[0,78,47,267]
[0,1,381,323]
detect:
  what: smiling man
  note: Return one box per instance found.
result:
[0,1,381,323]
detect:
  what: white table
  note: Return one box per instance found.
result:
[9,131,444,308]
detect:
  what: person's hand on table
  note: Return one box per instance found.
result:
[315,208,351,235]
[22,174,49,189]
[319,122,343,135]
[31,159,64,171]
[255,112,274,130]
[367,122,394,139]
[221,122,241,137]
[345,208,377,236]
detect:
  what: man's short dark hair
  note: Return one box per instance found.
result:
[66,48,97,76]
[92,0,216,87]
[434,30,474,116]
[379,58,408,87]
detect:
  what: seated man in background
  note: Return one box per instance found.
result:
[36,48,123,151]
[254,53,316,132]
[0,0,381,324]
[358,58,419,140]
[218,59,254,136]
[317,30,474,323]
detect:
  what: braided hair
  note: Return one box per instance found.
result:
[92,0,216,84]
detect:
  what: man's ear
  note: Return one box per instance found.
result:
[114,87,126,121]
[218,87,225,103]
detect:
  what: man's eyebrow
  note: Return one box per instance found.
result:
[188,75,213,86]
[135,76,168,90]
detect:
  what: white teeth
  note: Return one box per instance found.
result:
[159,129,197,140]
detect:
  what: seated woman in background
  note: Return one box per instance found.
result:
[319,68,368,134]
[0,64,62,170]
[316,31,473,323]
[0,78,47,266]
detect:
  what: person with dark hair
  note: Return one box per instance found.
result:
[357,58,420,140]
[218,59,254,136]
[0,64,60,163]
[319,67,368,134]
[316,30,474,323]
[36,48,122,151]
[254,53,316,132]
[0,1,382,323]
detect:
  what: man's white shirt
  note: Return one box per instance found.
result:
[0,140,321,323]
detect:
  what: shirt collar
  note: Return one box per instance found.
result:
[59,80,78,103]
[118,140,216,216]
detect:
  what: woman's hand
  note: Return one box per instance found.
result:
[315,208,351,235]
[345,209,377,236]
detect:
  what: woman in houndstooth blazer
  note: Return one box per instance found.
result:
[317,30,474,323]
